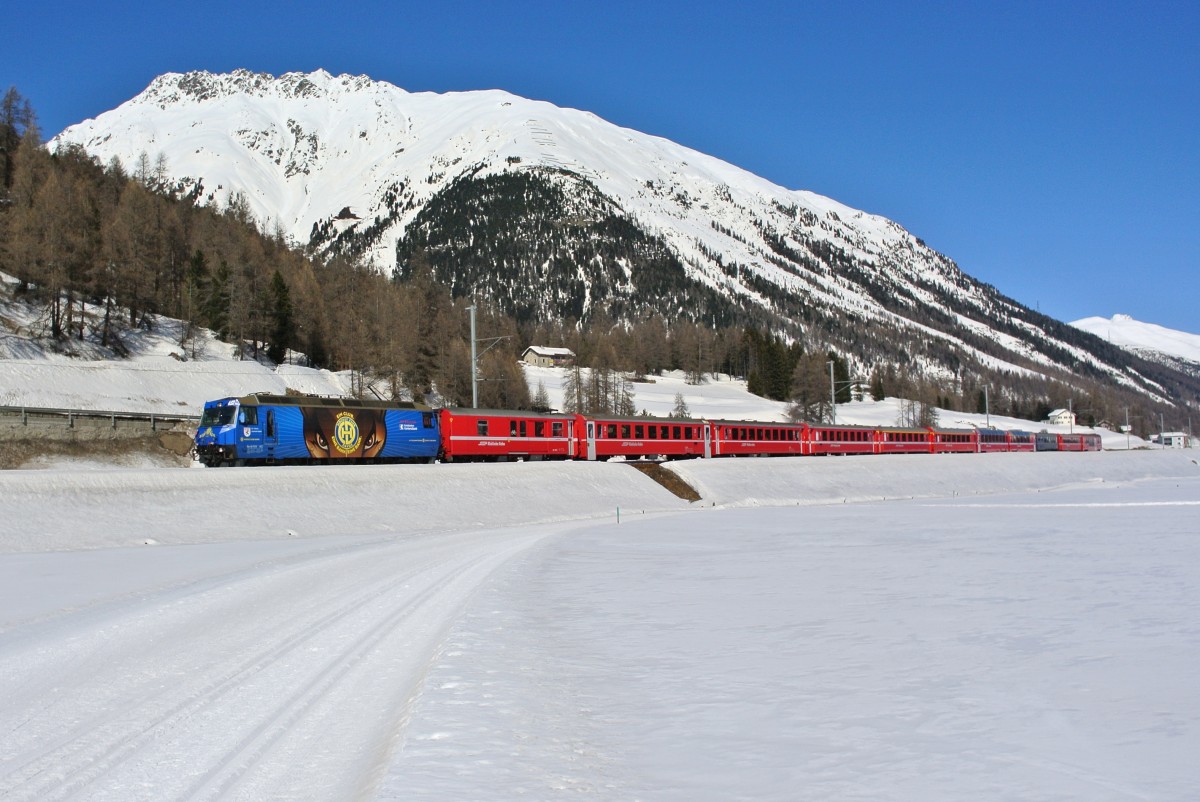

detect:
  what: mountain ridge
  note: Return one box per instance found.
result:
[50,69,1199,412]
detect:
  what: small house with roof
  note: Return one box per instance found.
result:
[1046,408,1076,426]
[521,346,576,368]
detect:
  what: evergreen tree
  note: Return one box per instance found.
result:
[266,270,295,364]
[532,380,552,412]
[671,392,691,419]
[786,351,832,423]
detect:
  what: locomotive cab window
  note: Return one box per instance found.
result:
[239,407,258,425]
[201,406,236,427]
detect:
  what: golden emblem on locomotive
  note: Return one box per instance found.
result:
[303,408,387,459]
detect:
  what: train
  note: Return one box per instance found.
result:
[193,393,1103,467]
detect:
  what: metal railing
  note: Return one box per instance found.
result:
[0,405,199,430]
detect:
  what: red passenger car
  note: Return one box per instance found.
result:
[875,427,933,454]
[1057,432,1103,452]
[1007,430,1037,452]
[579,414,710,460]
[710,420,806,457]
[806,424,876,456]
[439,408,576,461]
[931,428,977,454]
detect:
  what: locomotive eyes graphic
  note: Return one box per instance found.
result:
[303,408,387,459]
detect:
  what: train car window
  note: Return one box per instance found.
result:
[239,407,258,425]
[685,426,693,440]
[423,413,434,428]
[510,421,518,436]
[552,422,564,437]
[604,424,614,438]
[648,426,657,440]
[673,426,681,439]
[635,425,644,439]
[520,420,527,437]
[621,424,631,438]
[535,421,545,437]
[265,410,275,438]
[477,419,489,436]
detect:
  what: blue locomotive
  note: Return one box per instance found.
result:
[194,394,441,466]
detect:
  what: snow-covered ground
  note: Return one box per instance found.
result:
[1,451,1198,800]
[5,274,1198,798]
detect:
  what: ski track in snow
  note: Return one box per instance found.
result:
[0,526,554,801]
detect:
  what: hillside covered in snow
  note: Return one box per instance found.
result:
[50,70,1200,413]
[1073,314,1200,376]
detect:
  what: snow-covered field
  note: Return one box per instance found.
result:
[1,451,1198,800]
[5,274,1198,798]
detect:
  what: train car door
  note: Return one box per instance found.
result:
[586,420,597,461]
[264,408,277,459]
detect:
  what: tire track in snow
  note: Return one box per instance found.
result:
[0,528,549,801]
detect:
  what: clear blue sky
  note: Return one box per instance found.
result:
[4,1,1197,333]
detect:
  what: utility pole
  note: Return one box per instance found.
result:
[828,360,836,425]
[985,386,990,428]
[469,304,478,409]
[467,303,511,409]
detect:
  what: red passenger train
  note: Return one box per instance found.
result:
[435,410,1100,462]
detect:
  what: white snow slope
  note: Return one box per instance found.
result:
[50,69,1146,389]
[1073,313,1200,368]
[1,452,1198,800]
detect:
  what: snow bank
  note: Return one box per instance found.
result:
[4,451,1195,555]
[668,449,1198,507]
[0,461,690,554]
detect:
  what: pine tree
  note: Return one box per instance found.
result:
[532,380,552,412]
[671,392,691,418]
[266,270,295,364]
[787,351,832,423]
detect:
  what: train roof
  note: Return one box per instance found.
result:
[585,413,706,424]
[441,407,576,419]
[233,393,431,411]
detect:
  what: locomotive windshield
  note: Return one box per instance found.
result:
[200,406,236,427]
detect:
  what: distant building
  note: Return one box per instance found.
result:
[1150,432,1191,448]
[1046,408,1076,426]
[521,346,575,368]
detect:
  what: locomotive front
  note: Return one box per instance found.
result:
[194,397,244,467]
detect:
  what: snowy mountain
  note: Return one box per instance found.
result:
[50,69,1198,408]
[1072,314,1200,376]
